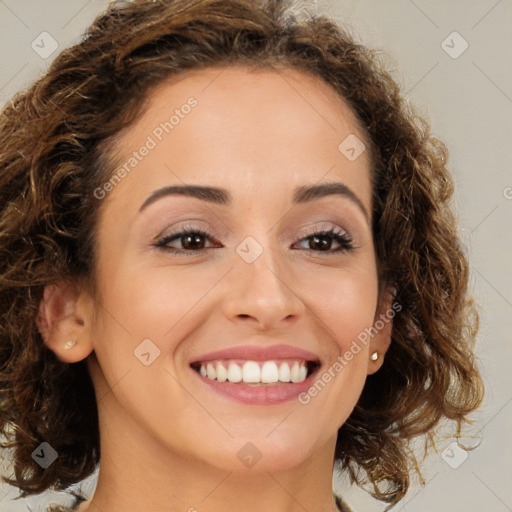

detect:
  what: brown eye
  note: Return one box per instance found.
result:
[294,227,354,254]
[154,225,354,257]
[155,227,219,256]
[178,233,207,250]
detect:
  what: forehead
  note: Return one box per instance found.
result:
[136,65,367,143]
[101,65,372,217]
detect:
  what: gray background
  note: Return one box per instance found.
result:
[0,0,511,510]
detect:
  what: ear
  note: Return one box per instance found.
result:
[36,280,94,363]
[367,284,398,375]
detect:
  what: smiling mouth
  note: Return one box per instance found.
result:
[190,359,321,386]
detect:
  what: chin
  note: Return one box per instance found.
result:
[184,431,322,475]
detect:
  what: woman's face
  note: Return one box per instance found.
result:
[84,66,390,473]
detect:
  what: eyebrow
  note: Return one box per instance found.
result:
[139,182,370,223]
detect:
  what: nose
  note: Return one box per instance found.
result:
[221,237,305,331]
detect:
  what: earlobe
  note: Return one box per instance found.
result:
[36,280,94,363]
[366,284,397,375]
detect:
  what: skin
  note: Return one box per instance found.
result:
[37,66,393,512]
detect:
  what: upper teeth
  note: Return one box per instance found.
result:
[197,360,309,384]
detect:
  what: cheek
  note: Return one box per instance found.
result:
[293,271,378,425]
[88,261,218,379]
[302,264,379,350]
[86,264,195,422]
[94,254,210,331]
[111,263,219,338]
[92,250,379,362]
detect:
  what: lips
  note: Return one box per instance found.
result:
[188,344,322,404]
[189,343,321,365]
[189,350,321,406]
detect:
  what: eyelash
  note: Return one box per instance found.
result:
[154,224,355,257]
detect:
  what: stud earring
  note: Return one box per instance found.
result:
[64,340,77,350]
[370,351,379,361]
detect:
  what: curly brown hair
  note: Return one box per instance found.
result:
[0,0,483,509]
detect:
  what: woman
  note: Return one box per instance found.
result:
[0,0,484,511]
